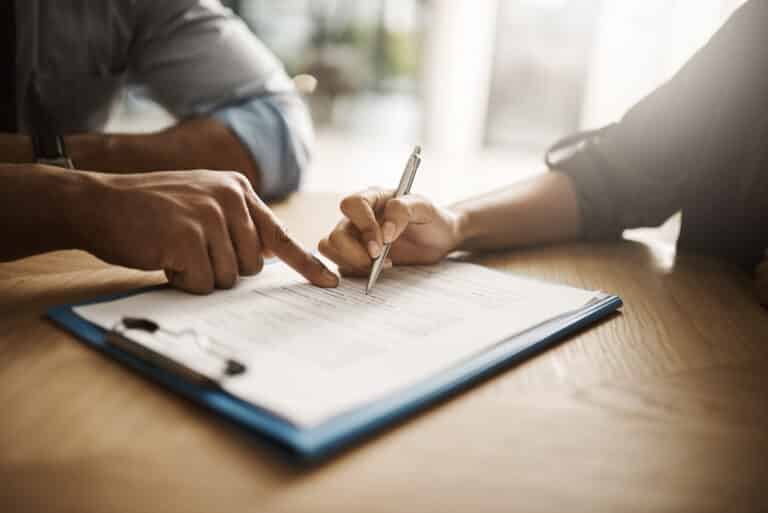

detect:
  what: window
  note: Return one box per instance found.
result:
[485,0,601,150]
[233,0,427,140]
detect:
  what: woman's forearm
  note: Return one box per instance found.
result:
[451,171,583,252]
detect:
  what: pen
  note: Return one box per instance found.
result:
[366,145,422,295]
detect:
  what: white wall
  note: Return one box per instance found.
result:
[421,0,499,155]
[580,0,748,128]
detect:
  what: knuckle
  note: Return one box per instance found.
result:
[218,174,247,201]
[230,170,249,185]
[334,219,350,234]
[188,169,210,181]
[374,187,393,203]
[328,229,346,247]
[260,219,288,249]
[200,201,225,226]
[234,214,257,238]
[367,187,386,208]
[248,194,268,217]
[412,196,435,219]
[221,170,245,185]
[385,199,409,219]
[232,172,254,194]
[176,222,205,247]
[339,195,360,215]
[272,223,291,245]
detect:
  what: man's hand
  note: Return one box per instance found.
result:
[81,170,338,293]
[318,188,463,276]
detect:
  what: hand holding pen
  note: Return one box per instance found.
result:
[318,146,465,291]
[365,146,422,293]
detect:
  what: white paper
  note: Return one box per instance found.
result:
[75,261,599,426]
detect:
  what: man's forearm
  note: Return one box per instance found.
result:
[0,117,261,190]
[69,118,262,190]
[451,171,583,252]
[0,133,35,163]
[0,164,93,260]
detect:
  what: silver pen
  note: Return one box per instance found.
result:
[366,145,422,295]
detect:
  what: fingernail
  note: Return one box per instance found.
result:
[313,256,339,287]
[322,268,339,286]
[383,258,393,269]
[367,240,381,258]
[382,221,396,243]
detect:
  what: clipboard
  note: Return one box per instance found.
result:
[48,286,622,462]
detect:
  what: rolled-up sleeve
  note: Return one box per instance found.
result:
[129,0,313,198]
[211,93,313,200]
[550,0,768,241]
[548,132,627,241]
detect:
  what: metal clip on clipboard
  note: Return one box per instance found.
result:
[106,317,247,388]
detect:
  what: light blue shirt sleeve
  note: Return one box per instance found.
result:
[127,0,314,200]
[211,93,314,200]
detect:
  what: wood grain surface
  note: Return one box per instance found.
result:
[1,192,766,513]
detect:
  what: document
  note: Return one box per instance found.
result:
[75,261,600,426]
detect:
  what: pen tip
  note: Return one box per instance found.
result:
[413,145,422,155]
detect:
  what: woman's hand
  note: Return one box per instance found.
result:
[318,188,464,276]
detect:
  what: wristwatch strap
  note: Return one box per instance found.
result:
[25,74,74,169]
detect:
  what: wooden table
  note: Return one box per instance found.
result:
[1,192,767,513]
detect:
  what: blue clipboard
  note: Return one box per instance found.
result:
[48,285,622,462]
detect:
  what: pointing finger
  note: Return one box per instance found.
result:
[247,195,338,288]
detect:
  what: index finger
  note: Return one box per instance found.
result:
[339,188,392,256]
[247,195,339,288]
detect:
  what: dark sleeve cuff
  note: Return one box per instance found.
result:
[552,141,625,241]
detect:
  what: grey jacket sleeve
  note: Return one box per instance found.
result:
[551,0,768,241]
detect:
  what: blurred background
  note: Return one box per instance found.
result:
[109,0,747,203]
